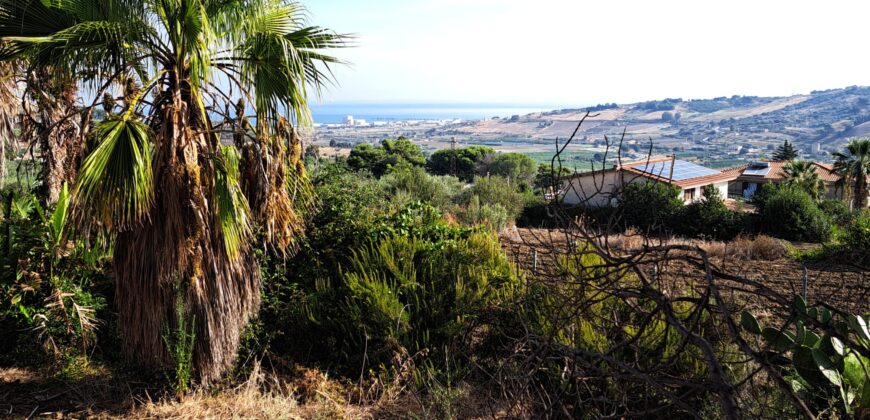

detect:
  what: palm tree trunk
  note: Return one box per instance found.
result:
[24,69,82,204]
[856,176,868,209]
[115,82,261,384]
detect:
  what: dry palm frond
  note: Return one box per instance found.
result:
[73,300,101,349]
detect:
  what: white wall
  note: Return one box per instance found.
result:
[562,171,621,207]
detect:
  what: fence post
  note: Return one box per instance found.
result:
[802,265,808,301]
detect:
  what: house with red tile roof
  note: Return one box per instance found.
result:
[725,161,842,200]
[561,156,739,207]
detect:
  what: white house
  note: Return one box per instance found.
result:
[561,157,738,207]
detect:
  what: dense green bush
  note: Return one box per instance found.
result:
[259,200,518,374]
[845,210,870,250]
[335,227,517,367]
[753,184,833,242]
[674,186,745,240]
[617,181,682,233]
[427,146,494,182]
[0,185,110,365]
[379,165,462,211]
[488,153,536,190]
[347,137,426,177]
[457,195,510,232]
[819,199,854,228]
[460,176,527,223]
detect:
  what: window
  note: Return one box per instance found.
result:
[683,188,695,202]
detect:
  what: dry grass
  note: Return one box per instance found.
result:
[130,362,367,420]
[603,231,790,261]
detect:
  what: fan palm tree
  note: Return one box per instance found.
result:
[20,68,82,204]
[0,0,347,382]
[782,160,825,201]
[833,139,870,210]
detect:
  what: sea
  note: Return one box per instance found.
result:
[309,103,561,124]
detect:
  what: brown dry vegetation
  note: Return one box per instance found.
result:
[500,228,869,314]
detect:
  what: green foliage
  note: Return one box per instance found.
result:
[753,183,833,242]
[163,280,196,396]
[460,176,526,223]
[674,185,745,240]
[347,137,426,177]
[74,117,154,230]
[488,153,536,190]
[336,228,516,362]
[819,199,854,228]
[773,140,799,161]
[457,195,509,232]
[740,297,870,415]
[273,201,519,375]
[0,185,109,364]
[427,146,494,182]
[845,210,870,251]
[533,163,572,193]
[617,181,682,233]
[783,160,825,201]
[379,165,462,212]
[833,138,870,210]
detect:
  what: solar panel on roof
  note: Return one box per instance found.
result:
[743,162,771,177]
[629,160,719,181]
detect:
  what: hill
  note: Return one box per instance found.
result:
[427,86,870,165]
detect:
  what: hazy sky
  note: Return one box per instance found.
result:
[306,0,870,106]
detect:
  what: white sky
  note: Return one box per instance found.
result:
[306,0,870,106]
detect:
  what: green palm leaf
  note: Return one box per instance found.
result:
[74,117,154,231]
[214,145,252,260]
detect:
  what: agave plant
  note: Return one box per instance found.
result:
[0,0,347,382]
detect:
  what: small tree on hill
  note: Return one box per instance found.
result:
[773,140,799,161]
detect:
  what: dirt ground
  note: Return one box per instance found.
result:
[499,228,869,314]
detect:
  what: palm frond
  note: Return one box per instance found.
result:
[73,117,154,231]
[214,145,252,261]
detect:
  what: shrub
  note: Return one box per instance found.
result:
[845,210,870,250]
[753,184,833,242]
[488,153,536,190]
[819,199,855,228]
[0,185,109,365]
[457,195,510,232]
[460,176,526,223]
[305,203,519,373]
[674,186,745,240]
[617,181,682,233]
[379,166,462,211]
[347,137,426,177]
[427,146,494,182]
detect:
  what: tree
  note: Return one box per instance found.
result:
[773,140,798,161]
[782,160,825,201]
[427,146,494,181]
[534,163,572,193]
[0,0,347,382]
[488,153,536,190]
[347,137,425,177]
[833,138,870,210]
